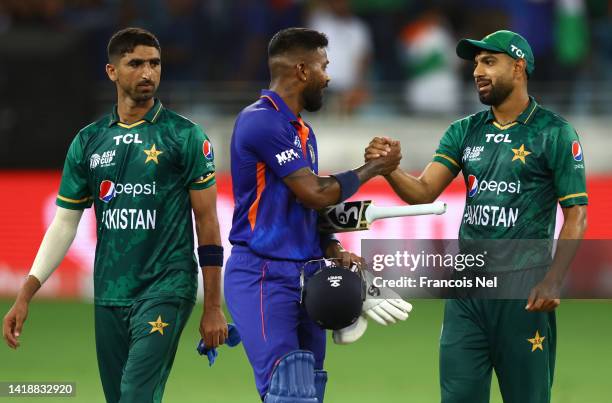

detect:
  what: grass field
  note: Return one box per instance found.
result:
[1,300,610,403]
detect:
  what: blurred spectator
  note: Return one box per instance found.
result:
[225,0,303,84]
[398,8,459,114]
[350,0,413,82]
[148,0,204,81]
[309,0,373,115]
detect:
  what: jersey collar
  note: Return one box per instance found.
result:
[108,98,164,127]
[485,96,539,129]
[259,90,300,123]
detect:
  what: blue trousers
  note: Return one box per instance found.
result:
[224,246,326,398]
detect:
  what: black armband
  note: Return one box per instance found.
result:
[197,245,224,267]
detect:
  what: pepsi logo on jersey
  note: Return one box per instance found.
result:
[98,180,157,203]
[467,175,521,198]
[202,140,214,160]
[572,141,583,162]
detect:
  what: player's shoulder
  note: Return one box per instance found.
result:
[446,110,489,135]
[532,104,575,133]
[73,113,113,142]
[160,107,204,133]
[234,99,288,136]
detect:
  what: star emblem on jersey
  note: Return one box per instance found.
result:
[144,144,163,164]
[511,144,531,164]
[527,330,545,352]
[148,315,169,335]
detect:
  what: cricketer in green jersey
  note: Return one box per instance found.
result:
[2,28,228,403]
[365,30,587,403]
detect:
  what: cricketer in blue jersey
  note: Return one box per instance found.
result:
[225,28,401,402]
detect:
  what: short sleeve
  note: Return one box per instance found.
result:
[249,122,309,178]
[183,125,216,190]
[548,124,588,207]
[56,134,93,209]
[432,121,463,176]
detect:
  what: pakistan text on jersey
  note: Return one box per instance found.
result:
[463,205,519,227]
[101,209,156,230]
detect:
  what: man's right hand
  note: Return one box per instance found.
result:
[3,299,29,349]
[365,137,401,175]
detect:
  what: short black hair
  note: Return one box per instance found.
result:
[268,27,328,57]
[107,27,161,62]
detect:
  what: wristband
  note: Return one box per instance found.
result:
[198,245,224,267]
[331,170,360,203]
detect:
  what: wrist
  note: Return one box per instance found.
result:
[203,303,222,311]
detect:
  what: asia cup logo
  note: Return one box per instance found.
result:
[468,175,479,197]
[572,141,583,162]
[99,180,116,203]
[202,140,214,160]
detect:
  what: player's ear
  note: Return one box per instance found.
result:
[296,62,308,82]
[106,63,117,82]
[514,58,527,80]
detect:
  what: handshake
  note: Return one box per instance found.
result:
[363,137,403,176]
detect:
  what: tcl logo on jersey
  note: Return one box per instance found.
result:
[485,133,511,143]
[276,149,301,166]
[202,140,214,160]
[113,133,142,145]
[467,175,521,197]
[98,180,157,203]
[572,141,583,161]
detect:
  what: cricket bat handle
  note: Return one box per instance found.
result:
[365,201,447,223]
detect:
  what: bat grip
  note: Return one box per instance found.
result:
[365,201,447,222]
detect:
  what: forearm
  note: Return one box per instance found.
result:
[293,162,383,209]
[15,276,42,304]
[29,207,82,285]
[384,169,435,204]
[202,268,222,310]
[195,216,223,310]
[546,214,587,284]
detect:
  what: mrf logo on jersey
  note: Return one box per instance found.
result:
[276,148,301,166]
[202,140,214,160]
[572,141,583,161]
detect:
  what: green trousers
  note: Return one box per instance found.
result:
[94,297,194,403]
[440,299,556,403]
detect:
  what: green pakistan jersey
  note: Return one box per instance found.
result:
[433,97,588,242]
[56,99,216,306]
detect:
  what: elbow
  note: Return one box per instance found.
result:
[398,192,437,205]
[299,196,330,210]
[295,189,333,210]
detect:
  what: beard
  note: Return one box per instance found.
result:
[120,80,158,103]
[302,82,325,112]
[478,78,513,106]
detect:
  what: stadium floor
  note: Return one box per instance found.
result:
[0,300,610,403]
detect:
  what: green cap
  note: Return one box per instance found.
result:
[456,30,535,75]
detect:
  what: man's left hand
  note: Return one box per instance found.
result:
[325,241,363,269]
[526,276,562,312]
[200,307,228,348]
